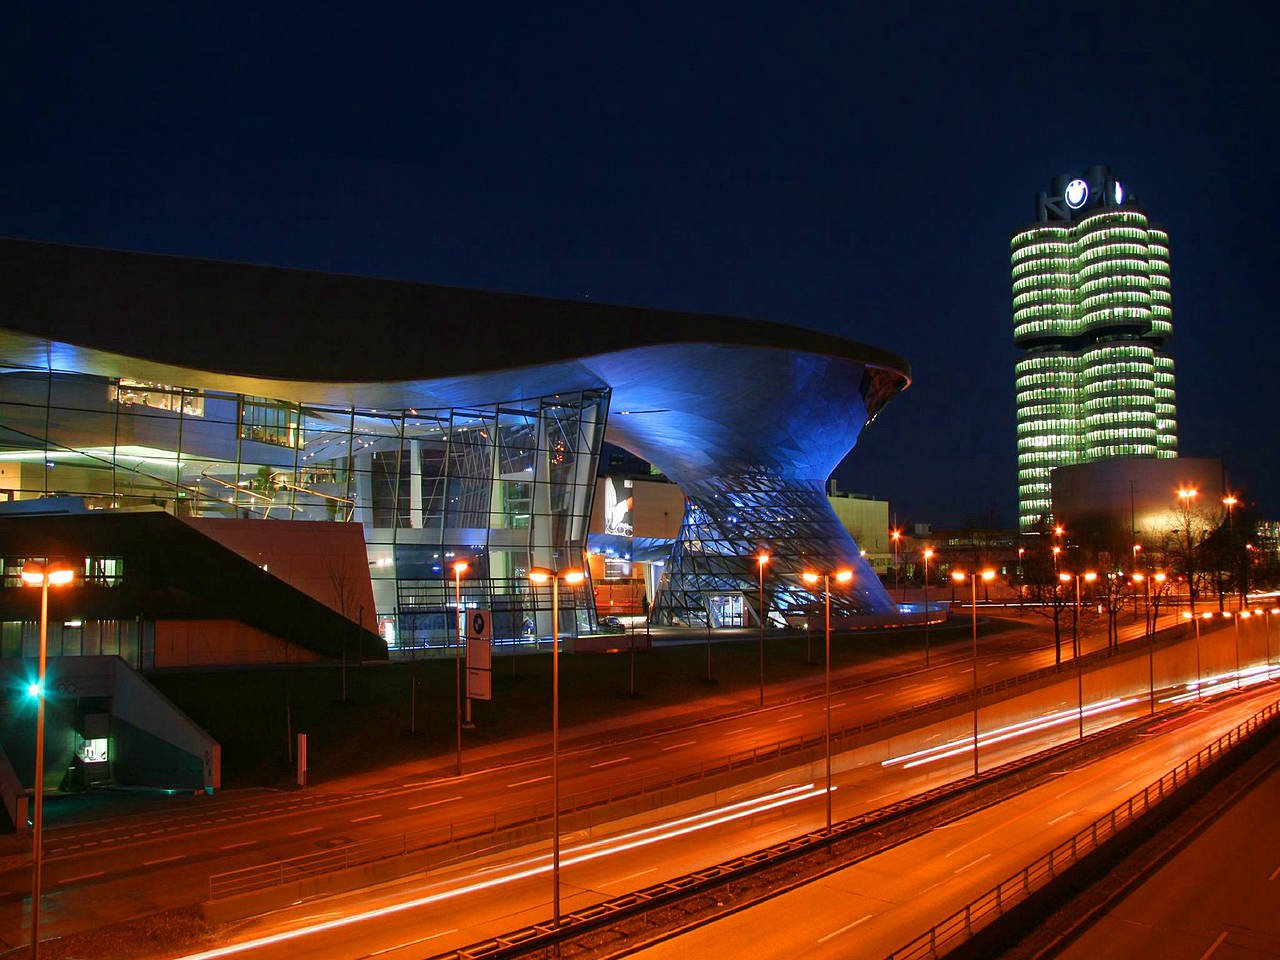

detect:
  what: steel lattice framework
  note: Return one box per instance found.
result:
[651,474,893,626]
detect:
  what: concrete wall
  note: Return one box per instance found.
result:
[153,620,324,669]
[182,517,376,631]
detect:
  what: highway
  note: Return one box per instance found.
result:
[625,684,1280,960]
[155,664,1277,957]
[1054,745,1280,959]
[0,610,1228,950]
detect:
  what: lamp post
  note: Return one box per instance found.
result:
[891,530,902,601]
[20,560,74,960]
[951,569,995,777]
[1225,610,1242,689]
[756,553,769,707]
[800,567,853,835]
[1133,572,1154,714]
[1060,570,1097,740]
[1151,572,1167,632]
[922,548,934,666]
[451,560,469,776]
[1177,487,1199,613]
[1264,607,1278,678]
[528,565,585,928]
[1017,546,1025,608]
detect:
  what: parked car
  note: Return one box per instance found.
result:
[598,615,626,632]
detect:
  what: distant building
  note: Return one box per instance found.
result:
[1051,457,1224,554]
[1013,165,1177,533]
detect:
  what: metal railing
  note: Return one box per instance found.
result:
[207,618,1207,902]
[884,697,1280,960]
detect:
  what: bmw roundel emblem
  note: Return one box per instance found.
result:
[1064,178,1089,209]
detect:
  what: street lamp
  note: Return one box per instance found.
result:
[922,548,934,666]
[1224,610,1242,689]
[1132,572,1155,714]
[1060,570,1096,740]
[800,567,853,834]
[527,565,585,928]
[451,560,469,776]
[20,560,74,960]
[1264,607,1278,678]
[756,553,769,707]
[951,569,995,776]
[891,530,902,601]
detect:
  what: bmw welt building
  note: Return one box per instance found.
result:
[0,239,910,664]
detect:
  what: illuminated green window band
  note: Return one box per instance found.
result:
[1011,207,1177,531]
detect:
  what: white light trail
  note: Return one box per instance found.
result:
[881,697,1142,770]
[171,782,827,960]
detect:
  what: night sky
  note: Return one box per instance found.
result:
[5,3,1275,528]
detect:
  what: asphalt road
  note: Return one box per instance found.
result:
[0,610,1198,949]
[168,679,1280,959]
[626,685,1280,960]
[1054,748,1280,959]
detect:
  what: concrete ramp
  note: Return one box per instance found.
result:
[0,656,220,802]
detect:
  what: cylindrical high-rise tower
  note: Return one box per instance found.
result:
[1012,167,1177,533]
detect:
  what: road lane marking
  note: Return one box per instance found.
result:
[1047,810,1076,825]
[954,853,992,874]
[608,866,657,886]
[60,871,105,884]
[777,714,803,722]
[351,814,382,823]
[288,827,322,836]
[366,928,459,958]
[817,913,873,943]
[221,840,258,849]
[864,693,883,700]
[590,757,631,769]
[1268,863,1280,881]
[831,702,846,709]
[144,854,185,866]
[1198,930,1229,960]
[1112,779,1134,791]
[661,741,696,751]
[507,775,551,787]
[409,795,462,811]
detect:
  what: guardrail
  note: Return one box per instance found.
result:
[883,697,1280,960]
[207,617,1208,902]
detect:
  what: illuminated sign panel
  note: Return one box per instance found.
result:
[1065,179,1089,209]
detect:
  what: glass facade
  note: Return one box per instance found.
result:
[0,363,608,654]
[1012,178,1178,533]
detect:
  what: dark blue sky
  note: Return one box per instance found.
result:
[6,3,1275,527]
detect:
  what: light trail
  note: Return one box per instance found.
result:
[1160,662,1279,704]
[170,782,827,960]
[880,697,1142,770]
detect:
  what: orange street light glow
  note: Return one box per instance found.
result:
[981,570,996,581]
[527,567,552,585]
[1054,526,1064,536]
[1177,487,1198,499]
[756,553,770,566]
[923,548,934,559]
[891,530,901,541]
[834,569,853,583]
[1222,495,1238,506]
[951,572,966,582]
[1132,572,1145,582]
[451,560,469,575]
[1154,572,1167,582]
[1084,572,1097,582]
[1181,612,1192,620]
[1059,573,1072,583]
[1052,546,1061,555]
[19,568,44,586]
[561,568,586,585]
[1202,612,1213,620]
[801,571,820,585]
